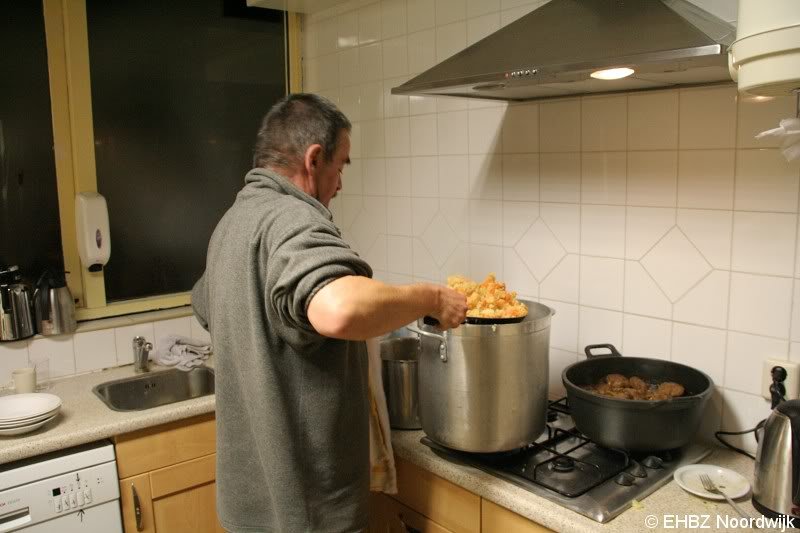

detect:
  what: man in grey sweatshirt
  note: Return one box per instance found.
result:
[191,93,467,533]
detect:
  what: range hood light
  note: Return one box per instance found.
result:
[590,67,635,80]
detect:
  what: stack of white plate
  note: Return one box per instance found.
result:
[0,393,62,436]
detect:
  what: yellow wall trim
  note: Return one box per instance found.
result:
[43,0,84,306]
[288,12,303,93]
[77,293,191,321]
[75,305,194,333]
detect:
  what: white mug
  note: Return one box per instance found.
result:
[12,367,36,394]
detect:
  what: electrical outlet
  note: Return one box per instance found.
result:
[761,359,800,401]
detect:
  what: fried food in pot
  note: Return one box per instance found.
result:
[604,374,629,388]
[656,382,685,398]
[581,374,687,401]
[628,376,648,392]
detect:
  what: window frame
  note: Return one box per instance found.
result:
[41,0,301,321]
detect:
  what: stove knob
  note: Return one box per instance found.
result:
[642,456,664,469]
[628,460,648,478]
[614,472,636,486]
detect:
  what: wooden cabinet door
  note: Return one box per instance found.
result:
[116,415,221,533]
[149,453,224,533]
[152,480,224,533]
[119,453,223,533]
[115,414,216,478]
[119,472,155,533]
[481,499,554,533]
[369,493,455,533]
[392,458,480,533]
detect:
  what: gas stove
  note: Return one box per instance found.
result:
[421,397,712,523]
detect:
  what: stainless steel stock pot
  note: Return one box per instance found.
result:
[407,300,554,453]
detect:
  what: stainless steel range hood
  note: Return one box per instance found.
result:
[392,0,736,102]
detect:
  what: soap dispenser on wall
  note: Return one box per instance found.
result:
[75,192,111,272]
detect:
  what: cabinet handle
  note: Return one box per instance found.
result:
[131,484,143,532]
[398,513,421,533]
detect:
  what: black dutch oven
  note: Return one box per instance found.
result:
[562,344,714,452]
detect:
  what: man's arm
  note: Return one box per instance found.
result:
[307,276,467,340]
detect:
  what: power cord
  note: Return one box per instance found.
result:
[715,419,767,460]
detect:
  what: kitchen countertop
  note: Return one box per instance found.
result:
[0,363,775,532]
[0,360,215,465]
[392,430,770,533]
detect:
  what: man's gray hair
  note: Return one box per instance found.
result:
[253,93,351,170]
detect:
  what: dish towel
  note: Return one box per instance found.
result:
[756,117,800,162]
[154,335,212,371]
[366,337,397,494]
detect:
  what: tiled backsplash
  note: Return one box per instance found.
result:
[305,0,800,450]
[0,314,210,388]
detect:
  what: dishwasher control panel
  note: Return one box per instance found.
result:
[0,461,119,530]
[49,464,108,514]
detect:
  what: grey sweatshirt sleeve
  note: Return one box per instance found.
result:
[191,273,210,331]
[266,218,372,337]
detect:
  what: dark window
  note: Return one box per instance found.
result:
[87,0,286,302]
[0,3,64,283]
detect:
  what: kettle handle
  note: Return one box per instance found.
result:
[33,270,53,322]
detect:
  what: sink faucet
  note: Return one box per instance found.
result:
[132,336,153,373]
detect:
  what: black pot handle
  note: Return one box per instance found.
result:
[584,344,623,358]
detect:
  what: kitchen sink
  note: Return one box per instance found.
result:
[92,367,215,411]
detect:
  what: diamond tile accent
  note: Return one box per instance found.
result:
[421,214,459,266]
[515,219,567,282]
[641,227,712,302]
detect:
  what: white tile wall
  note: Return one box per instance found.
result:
[74,329,117,374]
[299,0,800,441]
[29,336,75,379]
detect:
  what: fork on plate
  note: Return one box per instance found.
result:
[699,473,751,519]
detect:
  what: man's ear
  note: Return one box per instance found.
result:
[304,144,324,175]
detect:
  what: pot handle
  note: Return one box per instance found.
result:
[406,323,448,362]
[584,344,623,358]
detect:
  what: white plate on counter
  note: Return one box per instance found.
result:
[0,393,62,422]
[0,408,60,428]
[673,464,751,500]
[0,413,59,436]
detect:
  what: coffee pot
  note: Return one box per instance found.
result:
[34,270,76,336]
[752,398,800,523]
[0,266,35,342]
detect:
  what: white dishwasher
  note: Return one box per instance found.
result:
[0,440,122,532]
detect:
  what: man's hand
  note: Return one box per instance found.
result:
[430,286,468,330]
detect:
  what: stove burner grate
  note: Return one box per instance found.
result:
[528,429,629,497]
